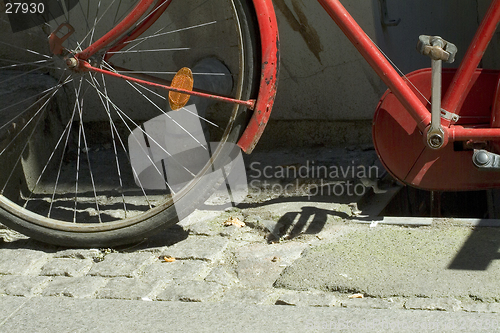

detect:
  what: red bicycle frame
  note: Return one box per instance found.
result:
[244,0,500,160]
[68,0,500,190]
[316,0,500,190]
[319,0,500,140]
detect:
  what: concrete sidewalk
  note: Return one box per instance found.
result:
[1,296,499,332]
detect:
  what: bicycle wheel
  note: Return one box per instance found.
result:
[0,0,260,247]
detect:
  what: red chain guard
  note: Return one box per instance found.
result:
[373,68,500,191]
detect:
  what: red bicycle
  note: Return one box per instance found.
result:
[0,0,499,246]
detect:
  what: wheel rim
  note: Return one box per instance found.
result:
[0,0,250,232]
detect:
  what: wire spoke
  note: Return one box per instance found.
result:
[0,89,59,158]
[100,62,209,153]
[1,92,55,194]
[83,76,179,194]
[0,65,54,85]
[0,77,72,132]
[99,73,128,215]
[23,102,77,208]
[48,101,78,218]
[0,41,51,59]
[74,79,102,223]
[0,59,52,70]
[88,71,129,214]
[78,0,117,50]
[106,47,190,54]
[72,78,85,222]
[126,80,208,153]
[96,74,153,208]
[121,21,217,53]
[180,105,220,129]
[87,73,201,178]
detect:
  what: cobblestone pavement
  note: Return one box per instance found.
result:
[1,148,499,315]
[0,208,352,306]
[2,217,499,314]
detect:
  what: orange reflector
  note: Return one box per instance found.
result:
[169,67,194,110]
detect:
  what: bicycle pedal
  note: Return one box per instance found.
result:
[417,35,457,63]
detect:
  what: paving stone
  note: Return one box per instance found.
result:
[40,258,93,277]
[221,288,276,305]
[137,225,189,250]
[177,210,221,229]
[156,280,222,302]
[187,221,215,236]
[219,225,241,238]
[231,231,267,242]
[234,242,307,289]
[341,297,403,309]
[142,260,209,282]
[274,228,500,299]
[158,236,229,262]
[204,266,238,286]
[0,275,50,296]
[276,291,337,307]
[88,252,156,277]
[186,219,223,236]
[54,249,103,260]
[96,277,165,300]
[404,297,462,311]
[42,276,108,298]
[242,214,262,226]
[0,248,51,275]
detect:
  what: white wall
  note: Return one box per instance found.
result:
[271,0,482,122]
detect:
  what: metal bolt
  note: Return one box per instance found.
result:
[428,134,443,149]
[474,151,490,166]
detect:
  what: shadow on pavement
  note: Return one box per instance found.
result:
[448,223,500,271]
[215,195,352,241]
[0,224,189,252]
[271,206,348,241]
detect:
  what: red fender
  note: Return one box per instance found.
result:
[237,0,280,154]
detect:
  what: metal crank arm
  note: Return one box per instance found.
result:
[427,57,446,149]
[417,35,458,149]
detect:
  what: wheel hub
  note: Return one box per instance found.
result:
[65,57,79,69]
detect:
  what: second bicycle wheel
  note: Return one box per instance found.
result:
[0,0,260,246]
